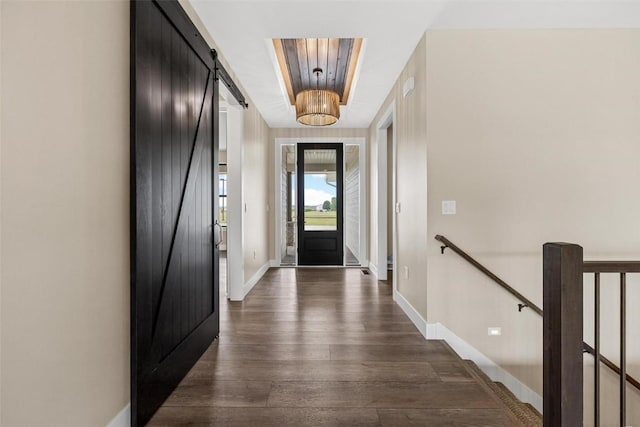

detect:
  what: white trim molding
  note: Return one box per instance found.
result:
[393,289,427,338]
[106,403,130,427]
[374,102,397,285]
[240,260,272,300]
[223,96,246,301]
[426,322,543,413]
[368,261,378,278]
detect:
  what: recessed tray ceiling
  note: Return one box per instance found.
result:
[273,38,362,106]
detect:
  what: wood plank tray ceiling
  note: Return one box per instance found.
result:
[273,38,363,106]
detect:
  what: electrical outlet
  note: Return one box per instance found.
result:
[253,249,256,259]
[488,327,502,336]
[403,266,409,279]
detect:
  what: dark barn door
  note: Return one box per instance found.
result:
[297,143,344,265]
[131,1,220,425]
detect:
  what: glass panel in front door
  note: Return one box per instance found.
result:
[303,149,337,231]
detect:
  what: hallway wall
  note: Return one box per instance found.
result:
[1,1,272,425]
[181,0,271,293]
[368,35,428,316]
[424,29,640,425]
[242,105,270,281]
[0,1,129,426]
[367,28,640,423]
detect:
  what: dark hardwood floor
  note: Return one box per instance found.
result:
[148,268,522,426]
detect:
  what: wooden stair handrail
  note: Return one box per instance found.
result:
[435,234,640,394]
[435,234,543,316]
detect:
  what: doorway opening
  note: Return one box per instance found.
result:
[218,111,228,297]
[376,102,397,288]
[220,86,245,301]
[275,137,367,267]
[386,125,394,276]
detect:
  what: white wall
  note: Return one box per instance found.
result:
[1,1,129,425]
[424,29,640,425]
[242,104,270,283]
[366,28,640,424]
[181,0,271,298]
[368,35,428,314]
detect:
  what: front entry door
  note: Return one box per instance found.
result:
[297,143,344,265]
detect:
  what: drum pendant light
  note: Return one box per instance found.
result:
[295,68,340,126]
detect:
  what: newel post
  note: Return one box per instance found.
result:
[543,243,584,426]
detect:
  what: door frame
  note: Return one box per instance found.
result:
[297,143,344,266]
[274,137,367,267]
[220,85,246,301]
[375,102,397,290]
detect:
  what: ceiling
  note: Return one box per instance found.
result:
[190,0,640,129]
[275,38,362,105]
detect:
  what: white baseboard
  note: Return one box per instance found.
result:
[106,403,130,427]
[241,260,271,299]
[426,322,543,413]
[393,289,427,338]
[368,261,378,278]
[269,259,279,268]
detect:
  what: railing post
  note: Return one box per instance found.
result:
[543,243,584,427]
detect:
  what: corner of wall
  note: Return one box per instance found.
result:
[105,404,130,427]
[427,322,543,412]
[368,32,429,323]
[393,289,427,338]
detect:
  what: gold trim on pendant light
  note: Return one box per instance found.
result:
[296,68,340,126]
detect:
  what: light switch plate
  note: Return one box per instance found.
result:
[442,200,456,215]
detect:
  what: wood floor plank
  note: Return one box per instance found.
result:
[377,408,513,426]
[182,360,440,383]
[149,407,381,426]
[163,381,272,407]
[220,320,367,333]
[267,381,500,409]
[362,321,421,332]
[221,331,425,345]
[430,361,476,382]
[272,311,411,321]
[330,343,459,362]
[219,311,274,322]
[200,344,331,361]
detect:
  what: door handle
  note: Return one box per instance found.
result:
[213,221,223,248]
